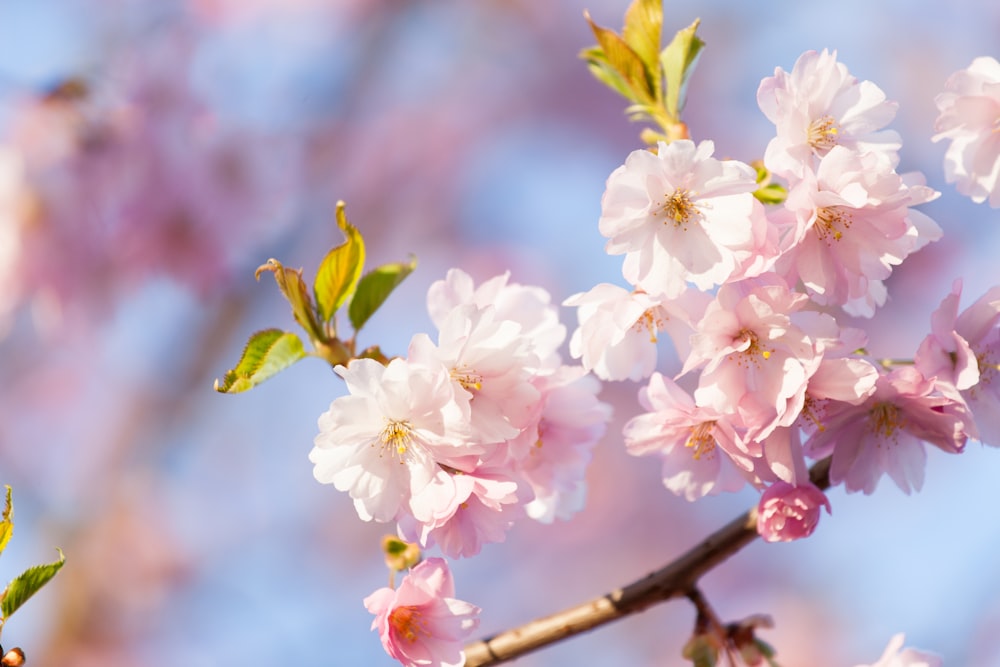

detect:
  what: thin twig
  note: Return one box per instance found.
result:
[463,457,833,666]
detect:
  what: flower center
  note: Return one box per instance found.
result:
[660,188,699,228]
[807,115,840,153]
[731,328,771,367]
[389,605,429,643]
[814,206,853,243]
[632,307,665,343]
[685,421,717,460]
[380,419,413,459]
[451,365,483,392]
[868,402,903,441]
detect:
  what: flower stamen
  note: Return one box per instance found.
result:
[868,402,903,442]
[660,188,699,228]
[686,421,717,460]
[380,419,413,459]
[389,605,430,643]
[808,115,840,153]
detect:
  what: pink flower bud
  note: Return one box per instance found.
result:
[756,481,830,542]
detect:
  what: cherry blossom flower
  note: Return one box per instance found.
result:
[563,283,707,381]
[933,56,1000,207]
[682,280,832,441]
[309,358,473,523]
[426,269,566,372]
[805,366,970,495]
[757,49,901,179]
[515,366,611,523]
[756,481,830,542]
[365,558,480,667]
[854,633,942,667]
[624,373,753,501]
[916,279,1000,444]
[598,140,770,298]
[779,147,941,316]
[402,466,522,559]
[408,304,541,444]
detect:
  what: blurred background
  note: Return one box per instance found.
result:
[1,0,999,665]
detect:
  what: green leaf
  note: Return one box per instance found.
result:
[584,11,654,104]
[661,19,704,119]
[348,256,417,334]
[753,183,788,205]
[580,47,639,102]
[622,0,663,97]
[214,329,307,394]
[1,548,64,622]
[314,201,366,326]
[0,487,12,557]
[256,259,326,344]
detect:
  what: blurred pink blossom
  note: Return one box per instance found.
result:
[756,481,830,542]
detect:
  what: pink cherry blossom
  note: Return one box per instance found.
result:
[364,558,480,667]
[403,467,522,559]
[624,373,752,501]
[426,269,566,371]
[599,139,770,298]
[933,56,1000,207]
[408,304,541,444]
[757,49,901,179]
[805,366,970,495]
[682,281,830,441]
[916,279,1000,444]
[563,283,707,382]
[515,366,611,523]
[854,633,942,667]
[309,358,472,523]
[779,146,941,317]
[756,481,830,542]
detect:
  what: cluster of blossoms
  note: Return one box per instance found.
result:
[310,268,610,664]
[565,49,1000,544]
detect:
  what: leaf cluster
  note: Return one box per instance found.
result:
[581,0,704,145]
[215,201,416,393]
[0,486,66,639]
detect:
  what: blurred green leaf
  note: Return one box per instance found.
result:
[315,201,366,327]
[622,0,663,97]
[1,549,64,623]
[214,329,307,394]
[584,11,654,104]
[580,47,639,102]
[0,487,11,557]
[661,19,704,119]
[753,183,788,205]
[256,259,326,344]
[348,256,417,334]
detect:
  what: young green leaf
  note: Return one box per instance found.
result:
[753,183,788,205]
[214,329,307,394]
[580,46,639,102]
[256,259,326,344]
[584,11,655,104]
[314,201,366,327]
[661,18,704,120]
[1,549,65,623]
[0,487,11,557]
[622,0,663,96]
[348,257,417,334]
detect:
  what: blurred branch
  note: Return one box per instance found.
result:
[463,457,833,666]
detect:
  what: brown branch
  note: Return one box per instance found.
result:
[463,456,833,667]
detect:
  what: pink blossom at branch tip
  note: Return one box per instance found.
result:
[933,56,1000,207]
[916,279,1000,445]
[805,366,971,495]
[624,373,754,501]
[365,558,480,667]
[756,481,830,542]
[854,633,942,667]
[598,140,771,298]
[757,49,901,179]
